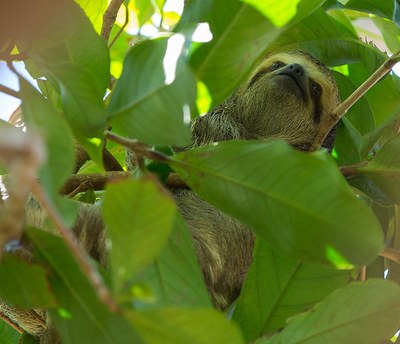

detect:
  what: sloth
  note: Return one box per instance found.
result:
[0,50,340,342]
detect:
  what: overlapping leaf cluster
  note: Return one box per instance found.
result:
[1,0,400,343]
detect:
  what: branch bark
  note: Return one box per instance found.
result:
[310,50,400,151]
[101,0,125,42]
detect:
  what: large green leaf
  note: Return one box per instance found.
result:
[345,0,395,19]
[0,254,56,308]
[358,134,400,205]
[74,0,108,33]
[133,214,211,309]
[257,279,400,344]
[18,1,110,161]
[0,320,20,344]
[189,0,281,106]
[170,140,383,266]
[108,36,194,146]
[128,309,244,343]
[19,79,75,208]
[233,239,349,341]
[102,178,176,294]
[27,228,142,344]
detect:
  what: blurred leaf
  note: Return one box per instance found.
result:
[359,134,400,205]
[373,17,400,53]
[128,309,244,344]
[77,188,96,204]
[233,239,349,341]
[19,334,39,344]
[334,117,363,165]
[170,140,383,266]
[0,321,20,344]
[19,79,74,198]
[103,178,176,293]
[0,253,56,308]
[74,0,108,33]
[131,0,155,27]
[108,36,194,146]
[257,279,400,344]
[27,228,142,344]
[19,78,78,226]
[19,1,110,162]
[189,0,281,106]
[133,214,211,309]
[345,0,395,19]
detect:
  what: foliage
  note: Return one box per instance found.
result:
[1,0,400,343]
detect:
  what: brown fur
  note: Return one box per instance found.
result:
[0,51,340,342]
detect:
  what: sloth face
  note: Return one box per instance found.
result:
[236,51,340,149]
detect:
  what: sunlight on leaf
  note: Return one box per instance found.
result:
[326,246,354,269]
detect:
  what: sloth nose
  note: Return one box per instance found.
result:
[287,63,304,76]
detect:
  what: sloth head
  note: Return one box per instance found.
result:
[233,51,340,150]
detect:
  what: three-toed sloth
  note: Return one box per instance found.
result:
[0,51,340,343]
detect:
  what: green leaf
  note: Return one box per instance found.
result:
[233,239,349,341]
[19,334,39,344]
[133,214,211,309]
[103,178,176,293]
[334,117,363,165]
[19,78,74,200]
[108,36,194,146]
[128,309,244,344]
[189,0,281,106]
[345,0,395,19]
[74,0,108,33]
[170,140,383,266]
[0,320,20,344]
[0,253,56,309]
[19,1,110,162]
[358,134,400,205]
[257,279,400,344]
[26,228,142,344]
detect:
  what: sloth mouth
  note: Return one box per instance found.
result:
[275,73,307,100]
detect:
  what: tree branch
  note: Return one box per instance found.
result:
[101,0,125,42]
[60,171,188,195]
[380,247,400,264]
[0,84,20,99]
[105,130,171,163]
[310,50,400,151]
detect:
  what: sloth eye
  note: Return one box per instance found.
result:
[271,61,285,69]
[311,82,322,97]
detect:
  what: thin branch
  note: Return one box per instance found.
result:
[0,311,23,334]
[0,52,28,62]
[380,247,400,264]
[108,4,129,48]
[310,50,400,151]
[60,171,188,195]
[101,0,125,42]
[0,84,20,99]
[31,181,120,314]
[105,130,171,162]
[340,162,368,178]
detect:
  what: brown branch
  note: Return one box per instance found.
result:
[0,84,20,99]
[310,50,400,152]
[340,161,368,178]
[60,171,188,195]
[380,247,400,264]
[105,130,171,163]
[0,52,28,62]
[31,181,120,314]
[0,311,23,334]
[101,0,125,42]
[108,4,129,48]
